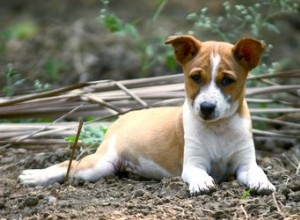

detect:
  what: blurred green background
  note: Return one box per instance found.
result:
[0,0,299,95]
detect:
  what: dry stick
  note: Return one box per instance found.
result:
[248,69,300,80]
[0,103,83,150]
[248,72,300,97]
[64,120,83,184]
[0,139,70,146]
[251,108,300,114]
[114,81,149,108]
[272,193,286,219]
[83,93,122,113]
[0,82,95,107]
[4,126,78,144]
[253,129,299,140]
[246,85,300,96]
[251,116,300,128]
[240,205,249,219]
[247,98,296,106]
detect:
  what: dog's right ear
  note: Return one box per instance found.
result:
[165,35,200,65]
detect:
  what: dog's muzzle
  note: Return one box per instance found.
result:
[200,101,217,120]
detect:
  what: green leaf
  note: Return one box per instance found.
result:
[4,22,39,40]
[66,125,108,146]
[241,188,251,199]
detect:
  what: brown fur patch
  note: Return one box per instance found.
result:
[105,107,184,176]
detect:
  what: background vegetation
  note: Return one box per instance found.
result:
[0,0,299,94]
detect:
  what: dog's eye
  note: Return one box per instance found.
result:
[221,77,235,86]
[190,74,202,84]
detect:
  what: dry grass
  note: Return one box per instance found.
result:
[0,70,299,151]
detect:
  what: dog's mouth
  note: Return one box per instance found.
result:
[199,113,220,122]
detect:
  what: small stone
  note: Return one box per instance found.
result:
[43,212,51,218]
[132,189,145,198]
[0,199,5,209]
[45,195,57,204]
[24,196,39,207]
[101,202,111,206]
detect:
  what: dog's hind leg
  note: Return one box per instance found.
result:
[19,136,120,186]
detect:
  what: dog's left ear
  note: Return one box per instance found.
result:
[233,38,265,70]
[165,35,200,65]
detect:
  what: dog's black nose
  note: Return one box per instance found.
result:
[200,102,216,116]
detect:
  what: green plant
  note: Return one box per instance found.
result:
[34,80,52,92]
[66,125,107,146]
[0,63,25,96]
[97,0,176,76]
[3,21,39,40]
[187,0,298,74]
[240,188,252,199]
[0,63,53,97]
[44,59,66,82]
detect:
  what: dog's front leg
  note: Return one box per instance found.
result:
[182,101,216,195]
[181,134,216,196]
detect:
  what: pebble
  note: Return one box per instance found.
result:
[132,189,145,198]
[45,195,57,204]
[23,196,39,207]
[0,199,5,209]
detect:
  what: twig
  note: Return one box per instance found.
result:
[240,205,249,219]
[114,81,149,108]
[83,93,122,113]
[248,69,300,80]
[251,108,300,114]
[0,82,93,107]
[272,193,286,219]
[253,129,299,140]
[64,120,83,184]
[247,85,300,96]
[252,116,300,128]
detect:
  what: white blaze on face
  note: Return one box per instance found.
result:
[192,52,238,121]
[210,52,221,78]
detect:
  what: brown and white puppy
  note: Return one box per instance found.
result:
[19,35,275,195]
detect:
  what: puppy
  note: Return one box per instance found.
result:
[19,35,275,195]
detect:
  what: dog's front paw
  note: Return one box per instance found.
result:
[182,167,216,196]
[188,175,216,196]
[237,165,276,195]
[248,178,276,195]
[19,167,65,186]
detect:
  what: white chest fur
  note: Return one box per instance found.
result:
[182,100,255,183]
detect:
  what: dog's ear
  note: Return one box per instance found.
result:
[165,35,200,65]
[233,37,265,70]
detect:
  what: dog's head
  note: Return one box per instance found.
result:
[166,35,265,122]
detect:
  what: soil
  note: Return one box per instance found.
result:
[0,1,300,219]
[0,146,300,219]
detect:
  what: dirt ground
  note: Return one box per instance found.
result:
[0,146,300,219]
[0,1,300,219]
